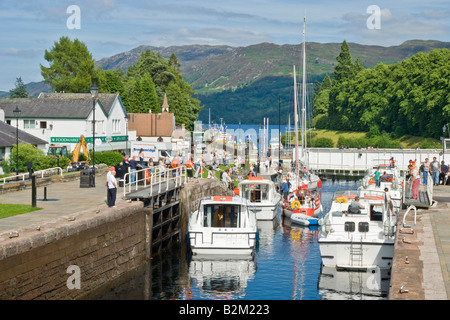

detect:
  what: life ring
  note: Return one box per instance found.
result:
[292,201,301,209]
[144,169,151,182]
[336,196,348,203]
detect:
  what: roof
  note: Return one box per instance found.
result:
[0,93,121,119]
[0,121,48,147]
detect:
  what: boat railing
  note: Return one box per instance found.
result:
[332,189,386,202]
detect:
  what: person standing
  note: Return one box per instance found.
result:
[384,187,394,216]
[281,177,291,200]
[138,148,145,167]
[409,164,420,200]
[374,168,381,187]
[129,156,143,186]
[106,167,117,208]
[440,160,448,185]
[431,157,440,186]
[422,158,431,185]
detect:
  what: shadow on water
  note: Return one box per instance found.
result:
[88,180,389,300]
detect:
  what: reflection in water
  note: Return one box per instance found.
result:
[318,266,390,300]
[187,257,257,300]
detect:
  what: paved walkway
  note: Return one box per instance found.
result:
[427,186,450,298]
[0,175,119,236]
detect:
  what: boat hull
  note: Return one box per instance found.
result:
[189,229,257,256]
[319,240,394,270]
[248,202,280,220]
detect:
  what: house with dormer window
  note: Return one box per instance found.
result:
[0,92,134,154]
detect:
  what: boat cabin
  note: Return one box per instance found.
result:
[239,177,273,203]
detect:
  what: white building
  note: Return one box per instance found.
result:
[0,93,134,154]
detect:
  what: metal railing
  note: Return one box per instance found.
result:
[122,165,187,197]
[0,167,63,185]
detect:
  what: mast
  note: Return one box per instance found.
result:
[301,16,307,161]
[293,65,299,188]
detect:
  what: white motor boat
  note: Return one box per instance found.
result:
[359,162,404,213]
[238,176,281,220]
[318,190,396,271]
[188,196,258,256]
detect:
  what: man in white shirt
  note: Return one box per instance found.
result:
[107,167,118,208]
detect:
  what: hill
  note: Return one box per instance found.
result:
[96,40,450,94]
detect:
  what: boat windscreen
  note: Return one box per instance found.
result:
[203,204,241,228]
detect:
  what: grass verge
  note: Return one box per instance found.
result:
[0,204,42,219]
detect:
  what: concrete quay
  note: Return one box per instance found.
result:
[389,185,450,300]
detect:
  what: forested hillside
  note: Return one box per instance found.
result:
[313,42,450,139]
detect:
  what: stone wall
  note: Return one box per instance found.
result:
[0,201,150,300]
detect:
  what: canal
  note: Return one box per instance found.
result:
[91,179,390,300]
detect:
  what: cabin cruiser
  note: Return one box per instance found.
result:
[359,162,404,213]
[188,196,258,256]
[238,177,281,220]
[318,190,396,270]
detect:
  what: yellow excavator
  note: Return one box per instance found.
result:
[70,135,91,166]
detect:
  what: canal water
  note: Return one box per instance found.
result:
[92,179,390,300]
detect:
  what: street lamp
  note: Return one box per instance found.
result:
[443,125,447,162]
[13,106,21,177]
[125,114,129,155]
[90,83,99,187]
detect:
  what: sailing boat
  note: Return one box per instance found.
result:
[282,17,322,224]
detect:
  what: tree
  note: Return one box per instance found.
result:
[40,36,99,93]
[333,40,353,83]
[140,73,160,113]
[9,77,28,98]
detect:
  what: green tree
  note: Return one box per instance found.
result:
[333,40,353,83]
[40,36,99,93]
[98,69,125,94]
[9,77,28,98]
[140,73,160,113]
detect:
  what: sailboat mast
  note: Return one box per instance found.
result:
[301,16,307,160]
[293,65,299,187]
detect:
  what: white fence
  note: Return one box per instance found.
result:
[0,167,63,185]
[300,148,444,173]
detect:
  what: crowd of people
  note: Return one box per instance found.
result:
[407,157,449,200]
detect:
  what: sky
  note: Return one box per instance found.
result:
[0,0,449,91]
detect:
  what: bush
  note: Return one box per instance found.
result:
[5,143,71,173]
[311,137,334,148]
[93,151,124,166]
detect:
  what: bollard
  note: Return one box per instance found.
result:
[31,175,36,207]
[43,187,47,201]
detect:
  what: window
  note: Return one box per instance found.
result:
[359,222,369,232]
[344,222,355,232]
[112,119,121,133]
[203,204,241,228]
[24,120,35,129]
[40,121,47,129]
